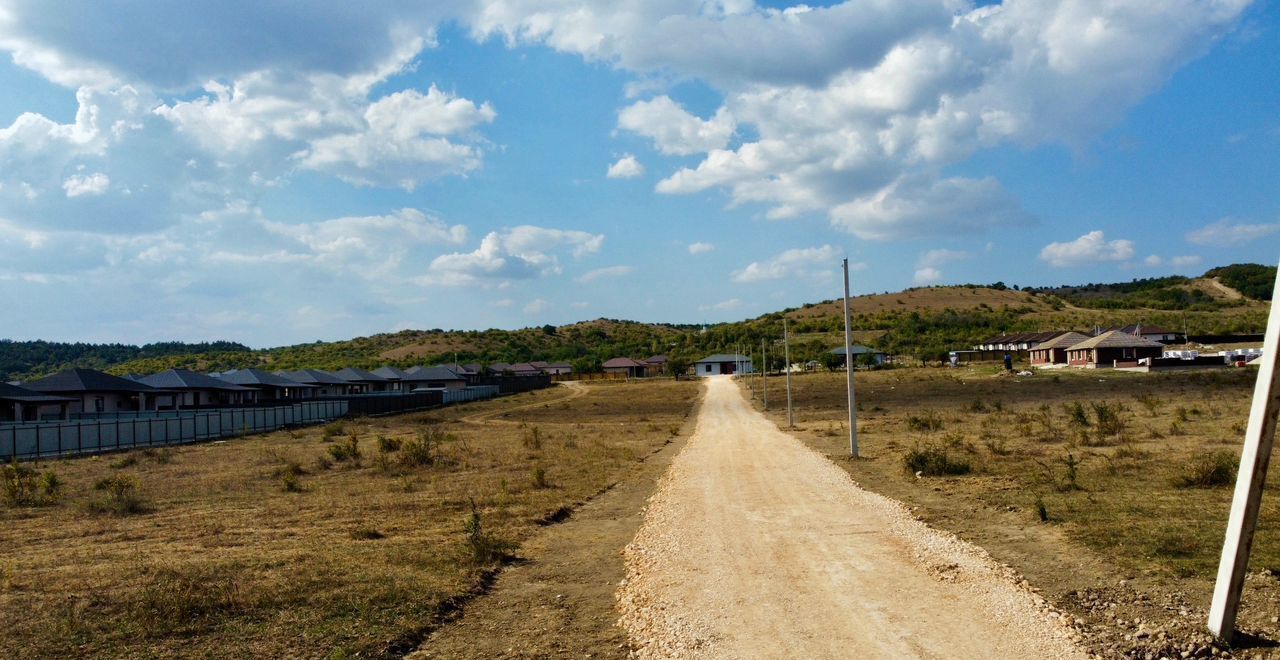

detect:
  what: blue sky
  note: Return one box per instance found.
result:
[0,0,1276,347]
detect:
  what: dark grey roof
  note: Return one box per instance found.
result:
[332,367,388,383]
[139,369,253,392]
[25,368,158,394]
[214,369,315,388]
[373,366,409,380]
[486,363,512,373]
[696,354,751,363]
[276,369,349,385]
[0,381,76,404]
[402,366,465,382]
[830,345,882,355]
[644,355,669,364]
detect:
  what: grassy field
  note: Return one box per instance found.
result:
[0,379,699,658]
[746,366,1280,650]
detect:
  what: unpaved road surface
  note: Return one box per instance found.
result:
[618,377,1088,659]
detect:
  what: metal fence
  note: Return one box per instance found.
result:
[1,400,348,461]
[2,380,533,461]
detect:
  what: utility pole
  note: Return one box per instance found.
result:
[762,337,768,410]
[784,318,794,428]
[842,258,859,458]
[1208,258,1280,642]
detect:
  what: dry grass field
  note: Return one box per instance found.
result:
[0,379,699,658]
[747,366,1280,654]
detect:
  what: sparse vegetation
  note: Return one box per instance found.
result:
[904,443,972,476]
[88,474,145,515]
[1174,450,1237,488]
[2,462,60,506]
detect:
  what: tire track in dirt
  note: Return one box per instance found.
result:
[617,376,1088,659]
[458,381,590,425]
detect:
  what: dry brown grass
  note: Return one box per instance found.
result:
[753,366,1270,582]
[0,379,699,657]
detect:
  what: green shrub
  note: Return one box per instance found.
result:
[903,443,971,476]
[531,466,549,489]
[906,413,943,433]
[464,499,516,565]
[90,474,146,515]
[2,462,60,506]
[109,455,138,469]
[376,435,401,453]
[327,436,360,463]
[1175,450,1237,488]
[522,426,543,450]
[279,472,303,493]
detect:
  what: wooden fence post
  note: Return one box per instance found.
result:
[1209,259,1280,641]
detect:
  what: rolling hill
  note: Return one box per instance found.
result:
[1,264,1272,381]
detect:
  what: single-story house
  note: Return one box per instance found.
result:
[372,366,412,393]
[486,362,513,376]
[0,382,74,422]
[829,345,886,367]
[435,363,481,384]
[1065,331,1165,368]
[402,366,467,391]
[23,368,161,414]
[331,367,391,393]
[509,363,543,377]
[975,331,1061,352]
[1028,332,1091,366]
[544,362,573,376]
[213,369,317,400]
[602,357,648,378]
[138,369,257,408]
[276,369,354,396]
[1105,324,1182,344]
[643,355,669,375]
[694,354,754,376]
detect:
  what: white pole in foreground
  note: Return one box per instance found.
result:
[842,258,859,458]
[762,338,768,410]
[784,318,794,428]
[1209,259,1280,642]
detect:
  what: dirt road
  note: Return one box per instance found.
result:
[617,376,1088,659]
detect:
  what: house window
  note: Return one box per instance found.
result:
[704,364,711,373]
[94,397,105,413]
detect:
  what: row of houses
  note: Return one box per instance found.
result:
[0,361,548,423]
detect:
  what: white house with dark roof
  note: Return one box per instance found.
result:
[332,367,391,393]
[403,366,467,391]
[694,354,754,376]
[213,369,317,400]
[276,369,353,396]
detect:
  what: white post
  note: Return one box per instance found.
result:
[843,258,859,458]
[762,338,768,410]
[1208,259,1280,641]
[784,318,794,428]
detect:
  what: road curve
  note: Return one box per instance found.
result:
[617,376,1087,659]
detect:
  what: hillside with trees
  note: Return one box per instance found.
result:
[3,264,1272,380]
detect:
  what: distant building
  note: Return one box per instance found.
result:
[276,369,355,396]
[602,357,648,378]
[1065,331,1165,368]
[975,332,1061,351]
[332,367,392,393]
[402,366,467,391]
[643,355,669,375]
[829,345,885,367]
[694,354,754,376]
[1100,324,1182,344]
[213,369,317,401]
[23,368,160,414]
[0,382,74,422]
[1027,332,1091,366]
[139,369,257,408]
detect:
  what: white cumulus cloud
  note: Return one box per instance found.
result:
[1039,230,1135,267]
[618,96,735,156]
[62,172,110,197]
[731,245,840,283]
[687,241,715,255]
[606,154,645,179]
[423,225,605,286]
[913,267,943,285]
[1185,218,1280,247]
[576,265,634,283]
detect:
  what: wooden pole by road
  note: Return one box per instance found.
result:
[842,258,858,458]
[1208,258,1280,642]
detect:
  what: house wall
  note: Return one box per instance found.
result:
[695,361,754,376]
